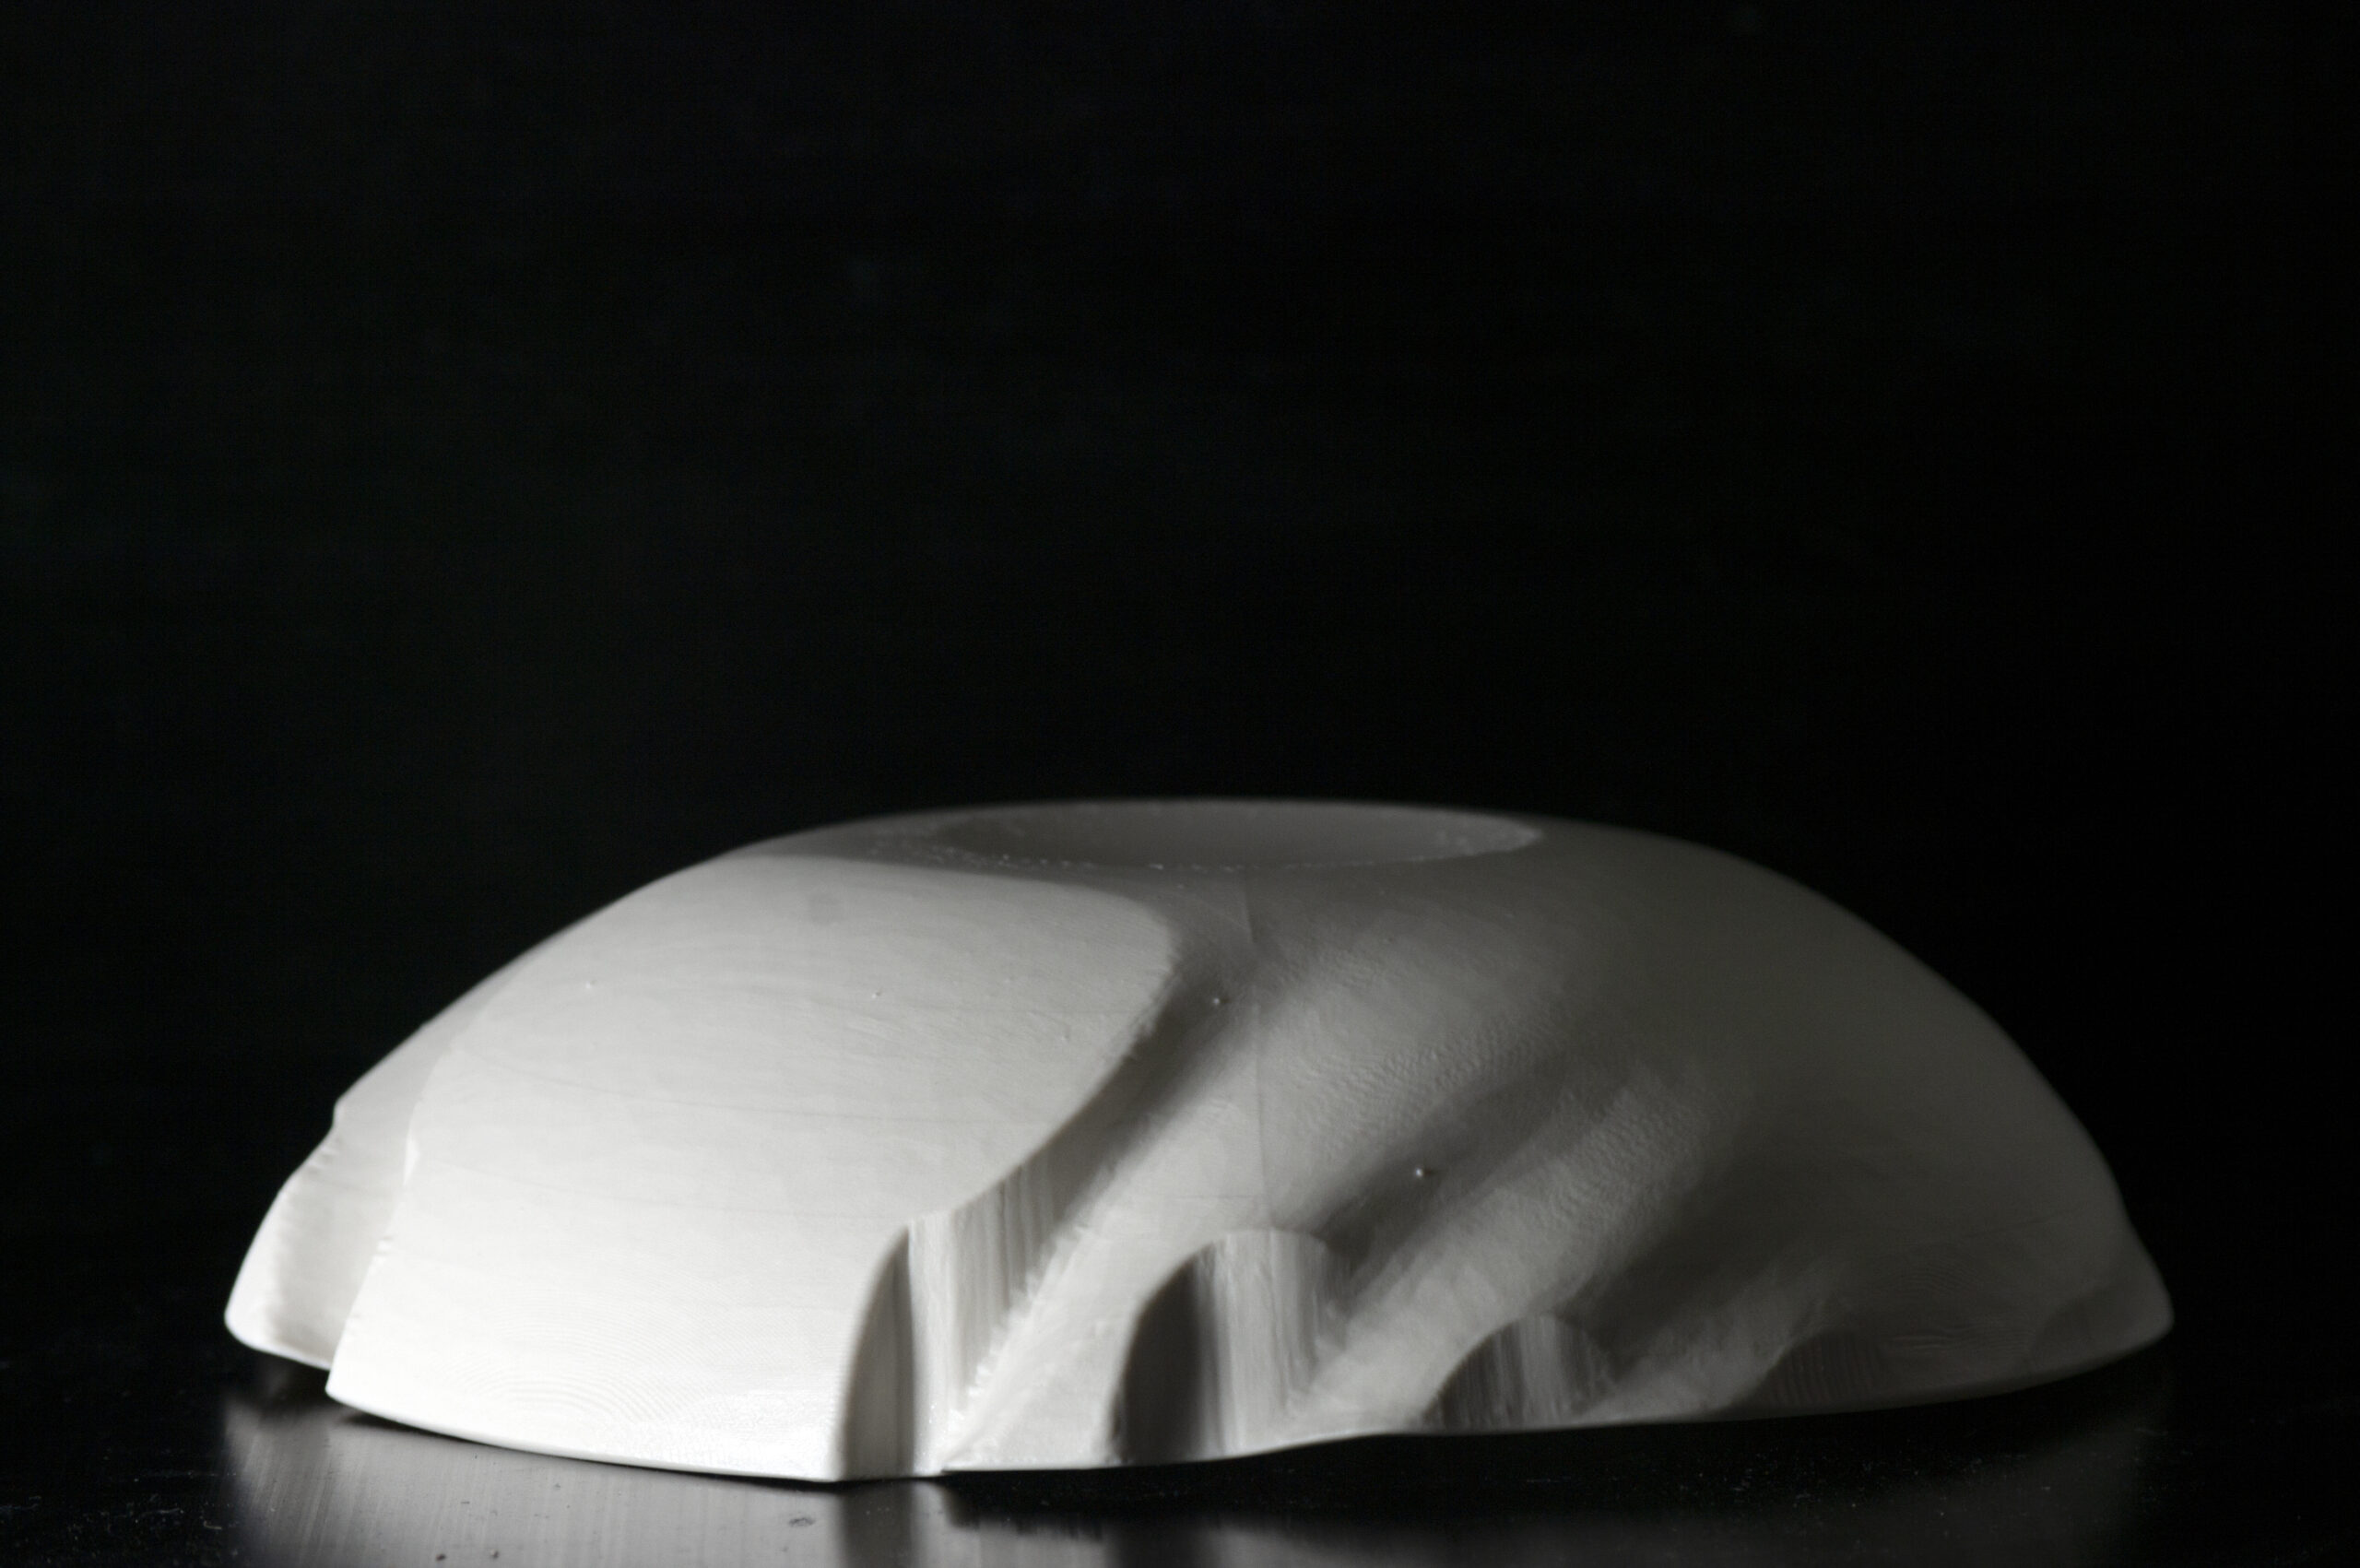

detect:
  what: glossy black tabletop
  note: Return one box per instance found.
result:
[1,3,2343,1562]
[6,1126,2354,1568]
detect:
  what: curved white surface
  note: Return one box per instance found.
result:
[226,800,2169,1479]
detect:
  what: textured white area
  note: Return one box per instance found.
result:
[226,800,2169,1479]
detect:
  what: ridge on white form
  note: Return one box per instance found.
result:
[227,799,2169,1479]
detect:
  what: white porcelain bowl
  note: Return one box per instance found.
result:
[228,800,2168,1479]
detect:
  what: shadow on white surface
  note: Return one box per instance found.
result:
[219,1354,2164,1566]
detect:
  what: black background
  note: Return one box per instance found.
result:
[0,3,2347,1563]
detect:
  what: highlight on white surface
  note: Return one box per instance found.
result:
[226,799,2169,1479]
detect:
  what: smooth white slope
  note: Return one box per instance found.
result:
[227,801,2169,1478]
[223,943,552,1367]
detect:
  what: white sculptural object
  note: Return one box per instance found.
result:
[226,800,2169,1480]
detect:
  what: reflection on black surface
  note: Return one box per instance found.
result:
[220,1352,2165,1565]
